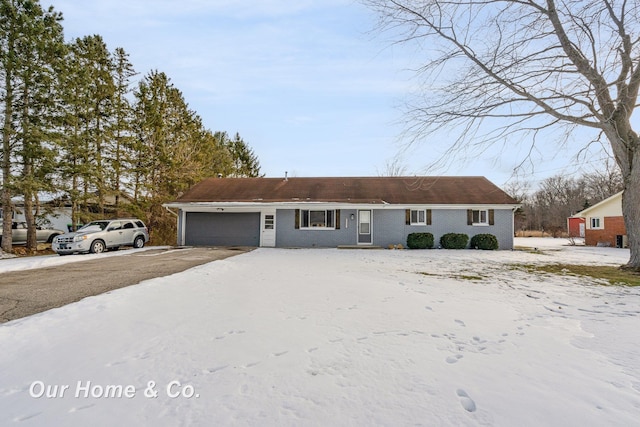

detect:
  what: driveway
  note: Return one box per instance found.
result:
[0,247,251,323]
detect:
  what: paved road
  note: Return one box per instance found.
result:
[0,247,251,323]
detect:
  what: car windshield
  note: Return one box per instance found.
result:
[79,221,109,231]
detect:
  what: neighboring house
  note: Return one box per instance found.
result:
[10,192,133,233]
[164,176,520,250]
[573,191,627,247]
[567,216,586,238]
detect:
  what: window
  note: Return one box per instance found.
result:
[590,217,602,229]
[264,214,275,230]
[359,210,371,234]
[467,209,494,226]
[406,209,432,225]
[472,210,488,224]
[410,210,426,225]
[300,210,336,229]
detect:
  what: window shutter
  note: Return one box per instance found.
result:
[426,209,432,225]
[489,209,495,225]
[295,209,300,229]
[335,210,340,229]
[467,209,473,225]
[405,209,411,225]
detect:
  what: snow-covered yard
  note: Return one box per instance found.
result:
[1,238,639,426]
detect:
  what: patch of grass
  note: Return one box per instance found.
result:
[417,271,484,281]
[510,263,640,286]
[456,274,484,281]
[513,245,563,255]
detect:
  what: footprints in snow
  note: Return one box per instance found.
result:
[446,354,464,364]
[215,329,246,340]
[456,389,477,412]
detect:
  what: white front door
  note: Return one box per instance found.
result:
[357,210,372,245]
[261,211,276,247]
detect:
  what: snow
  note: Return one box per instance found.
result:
[1,238,639,426]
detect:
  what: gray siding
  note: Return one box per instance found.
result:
[276,209,358,247]
[432,209,514,250]
[276,208,514,249]
[380,208,514,250]
[180,207,514,249]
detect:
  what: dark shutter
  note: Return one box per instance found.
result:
[335,210,341,229]
[295,209,300,229]
[426,209,432,225]
[489,209,495,225]
[467,209,473,225]
[405,209,411,225]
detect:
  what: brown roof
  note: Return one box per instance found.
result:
[173,176,518,205]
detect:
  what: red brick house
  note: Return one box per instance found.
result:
[573,192,627,247]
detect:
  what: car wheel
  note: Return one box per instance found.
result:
[47,234,60,243]
[133,236,145,249]
[90,240,106,254]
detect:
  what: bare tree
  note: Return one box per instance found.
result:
[581,158,624,202]
[534,175,587,236]
[364,0,640,269]
[378,155,410,176]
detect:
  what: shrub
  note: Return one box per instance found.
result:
[440,233,469,249]
[407,232,434,249]
[470,233,499,250]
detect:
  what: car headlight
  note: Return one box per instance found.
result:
[73,235,88,242]
[53,236,59,243]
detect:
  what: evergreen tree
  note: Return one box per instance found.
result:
[227,132,261,177]
[58,35,115,226]
[133,70,209,240]
[110,47,136,208]
[1,0,64,251]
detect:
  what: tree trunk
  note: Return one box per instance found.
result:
[606,120,640,270]
[622,150,640,270]
[2,52,14,253]
[24,189,37,252]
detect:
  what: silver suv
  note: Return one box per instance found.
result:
[0,222,65,245]
[52,219,149,255]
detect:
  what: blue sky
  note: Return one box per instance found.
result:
[51,0,615,187]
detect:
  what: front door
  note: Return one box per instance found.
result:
[261,211,276,247]
[357,210,372,245]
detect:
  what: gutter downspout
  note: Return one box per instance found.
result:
[512,205,520,248]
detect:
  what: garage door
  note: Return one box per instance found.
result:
[185,212,260,246]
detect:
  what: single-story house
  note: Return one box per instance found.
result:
[572,191,627,247]
[164,176,520,249]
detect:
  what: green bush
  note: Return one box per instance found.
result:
[470,233,499,250]
[440,233,469,249]
[407,232,434,249]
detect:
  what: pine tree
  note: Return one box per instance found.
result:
[1,0,64,251]
[58,35,116,226]
[227,132,261,177]
[110,47,136,208]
